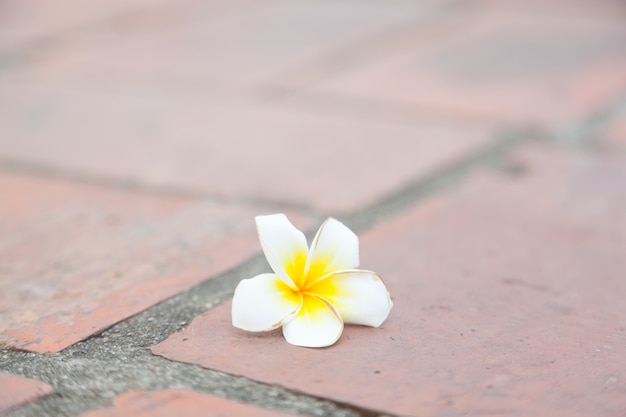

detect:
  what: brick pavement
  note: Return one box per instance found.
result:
[0,372,53,415]
[152,144,626,416]
[1,1,625,416]
[0,171,313,353]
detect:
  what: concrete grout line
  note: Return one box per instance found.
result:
[553,93,626,146]
[340,129,543,234]
[2,95,624,416]
[0,158,320,216]
[0,349,371,417]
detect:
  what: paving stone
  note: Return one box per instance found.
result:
[152,145,626,417]
[0,171,312,353]
[303,12,626,127]
[78,389,297,417]
[602,112,626,149]
[0,372,53,415]
[0,0,173,52]
[477,0,626,18]
[464,0,626,18]
[5,0,433,89]
[0,84,493,213]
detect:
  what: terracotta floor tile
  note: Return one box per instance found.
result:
[8,0,432,88]
[602,113,626,149]
[0,85,493,213]
[0,0,174,52]
[465,0,626,18]
[304,12,626,127]
[152,145,626,417]
[0,171,312,353]
[79,389,297,417]
[0,372,53,414]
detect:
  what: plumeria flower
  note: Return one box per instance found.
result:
[232,213,393,348]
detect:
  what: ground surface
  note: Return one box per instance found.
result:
[1,1,625,416]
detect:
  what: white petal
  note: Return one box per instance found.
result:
[304,218,359,284]
[256,214,308,289]
[232,273,303,332]
[282,294,344,348]
[309,270,393,327]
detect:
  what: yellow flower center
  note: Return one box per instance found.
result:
[280,249,335,301]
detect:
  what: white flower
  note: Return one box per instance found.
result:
[231,213,393,348]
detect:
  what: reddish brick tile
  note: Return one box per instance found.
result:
[11,1,433,87]
[152,145,626,416]
[305,12,626,127]
[0,171,312,353]
[601,112,626,149]
[467,0,626,18]
[0,84,493,213]
[0,372,53,414]
[78,389,297,417]
[0,0,173,52]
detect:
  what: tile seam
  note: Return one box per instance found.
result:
[0,157,319,215]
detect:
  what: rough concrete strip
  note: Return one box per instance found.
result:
[78,389,305,417]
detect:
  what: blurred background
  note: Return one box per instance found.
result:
[1,0,625,215]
